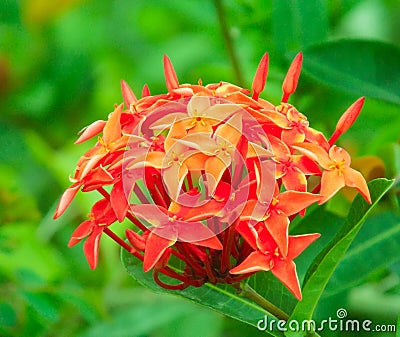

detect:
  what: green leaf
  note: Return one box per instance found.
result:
[78,296,192,337]
[397,315,400,337]
[0,303,17,327]
[301,40,400,105]
[122,252,286,337]
[324,211,400,297]
[272,0,328,54]
[286,178,394,336]
[21,292,59,322]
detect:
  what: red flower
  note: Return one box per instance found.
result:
[68,199,117,269]
[230,221,320,300]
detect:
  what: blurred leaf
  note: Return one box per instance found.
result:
[0,223,62,282]
[286,178,394,336]
[0,166,40,223]
[272,0,328,54]
[301,40,400,105]
[0,0,20,25]
[79,296,207,337]
[23,0,82,26]
[323,211,400,297]
[0,302,17,327]
[21,291,59,322]
[160,306,223,337]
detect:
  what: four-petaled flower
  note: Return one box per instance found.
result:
[230,221,320,300]
[293,143,371,204]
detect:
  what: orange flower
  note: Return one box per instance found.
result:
[293,143,371,204]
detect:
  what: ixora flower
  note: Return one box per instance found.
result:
[54,52,371,301]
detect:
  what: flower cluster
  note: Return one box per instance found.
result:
[54,52,371,300]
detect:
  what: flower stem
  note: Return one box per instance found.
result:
[213,0,244,87]
[103,227,143,261]
[238,283,289,321]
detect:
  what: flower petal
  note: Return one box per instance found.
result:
[175,220,223,249]
[329,146,351,166]
[83,225,104,269]
[144,231,176,272]
[129,204,169,226]
[277,191,321,215]
[292,142,331,169]
[287,233,320,260]
[264,212,289,257]
[75,120,107,144]
[214,113,242,147]
[110,179,129,222]
[235,221,258,250]
[162,163,189,201]
[343,167,371,203]
[282,167,307,192]
[204,156,230,196]
[271,260,302,300]
[320,170,345,204]
[230,251,272,274]
[187,95,211,116]
[68,220,94,247]
[54,183,81,219]
[103,103,123,145]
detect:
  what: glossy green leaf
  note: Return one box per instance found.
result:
[286,178,394,336]
[301,40,400,105]
[324,211,400,297]
[272,0,328,54]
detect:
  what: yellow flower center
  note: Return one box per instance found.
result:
[98,136,110,152]
[214,140,233,156]
[190,110,207,126]
[167,151,184,166]
[329,159,346,175]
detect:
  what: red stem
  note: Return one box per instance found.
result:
[103,227,144,261]
[176,244,207,277]
[126,212,148,232]
[153,269,188,290]
[220,221,237,273]
[133,184,150,204]
[227,272,256,284]
[154,174,170,207]
[97,187,110,200]
[204,257,217,284]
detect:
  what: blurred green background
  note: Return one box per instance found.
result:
[1,0,400,336]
